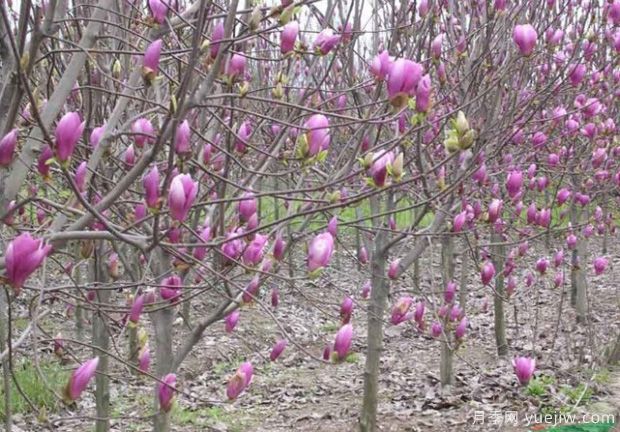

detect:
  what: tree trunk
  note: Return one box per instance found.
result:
[92,247,111,432]
[574,237,589,324]
[440,235,455,387]
[491,233,507,356]
[0,289,12,431]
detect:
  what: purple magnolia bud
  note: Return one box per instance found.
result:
[158,374,176,412]
[168,173,198,222]
[512,356,536,385]
[270,339,287,361]
[387,259,400,280]
[414,301,425,326]
[138,345,151,373]
[361,280,371,299]
[507,276,517,296]
[569,63,587,86]
[328,216,338,237]
[65,357,99,401]
[235,120,252,153]
[418,0,430,16]
[513,24,538,56]
[358,246,368,265]
[333,324,353,361]
[174,120,191,156]
[143,39,163,81]
[280,21,299,54]
[238,192,257,222]
[369,50,392,81]
[444,281,457,303]
[430,34,443,59]
[455,317,468,340]
[340,296,354,324]
[210,22,224,59]
[0,129,17,166]
[143,166,160,209]
[537,208,551,228]
[37,145,53,180]
[225,310,240,333]
[487,199,503,223]
[566,233,577,250]
[271,287,280,307]
[313,28,341,55]
[5,233,52,293]
[387,59,424,108]
[553,271,564,288]
[129,294,145,325]
[303,114,330,158]
[553,250,564,268]
[55,112,84,163]
[193,225,211,261]
[123,144,135,168]
[415,74,432,113]
[368,150,394,187]
[506,171,523,199]
[583,224,594,238]
[535,258,549,275]
[431,321,443,338]
[453,211,467,233]
[73,161,88,192]
[148,0,168,23]
[481,261,496,285]
[226,53,246,78]
[307,232,334,273]
[557,188,571,205]
[242,275,260,303]
[593,257,608,275]
[273,235,286,261]
[243,234,268,266]
[90,125,105,148]
[132,118,155,148]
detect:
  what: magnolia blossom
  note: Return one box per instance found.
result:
[55,112,85,162]
[387,58,424,107]
[168,173,198,222]
[0,129,17,166]
[227,362,253,400]
[158,374,176,412]
[303,114,330,157]
[65,357,99,401]
[314,28,341,55]
[513,357,536,385]
[307,232,334,272]
[143,39,163,80]
[513,24,538,56]
[333,324,353,361]
[5,233,52,292]
[280,21,299,54]
[270,340,288,361]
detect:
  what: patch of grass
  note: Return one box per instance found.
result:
[172,405,249,432]
[0,360,68,421]
[320,322,340,333]
[561,383,593,406]
[345,352,360,364]
[592,368,612,385]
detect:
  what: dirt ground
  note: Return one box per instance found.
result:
[11,237,620,431]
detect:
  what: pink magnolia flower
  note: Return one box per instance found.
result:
[132,118,155,148]
[455,317,468,339]
[168,173,198,222]
[0,129,17,166]
[340,296,354,324]
[270,339,288,361]
[138,345,150,373]
[487,199,503,223]
[227,362,253,400]
[143,39,163,80]
[327,216,338,237]
[314,28,341,55]
[368,150,394,187]
[387,58,424,107]
[593,257,608,275]
[431,321,443,338]
[174,120,191,156]
[444,281,457,303]
[128,294,145,325]
[226,53,246,78]
[513,356,536,385]
[210,22,225,59]
[556,188,571,205]
[65,357,99,401]
[89,125,105,149]
[192,225,211,261]
[481,261,496,285]
[506,170,523,198]
[243,234,268,266]
[390,296,413,325]
[453,211,467,233]
[273,235,286,261]
[513,24,538,56]
[143,166,160,209]
[37,145,54,179]
[303,114,330,157]
[280,21,299,54]
[369,50,392,81]
[333,324,353,361]
[358,246,369,265]
[388,259,400,280]
[221,229,244,262]
[74,161,88,192]
[235,120,252,153]
[415,74,432,113]
[238,192,257,222]
[535,258,549,275]
[361,280,372,299]
[225,310,240,333]
[149,0,168,23]
[160,275,182,303]
[158,374,176,412]
[5,233,51,292]
[55,112,85,162]
[307,232,334,272]
[568,63,586,86]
